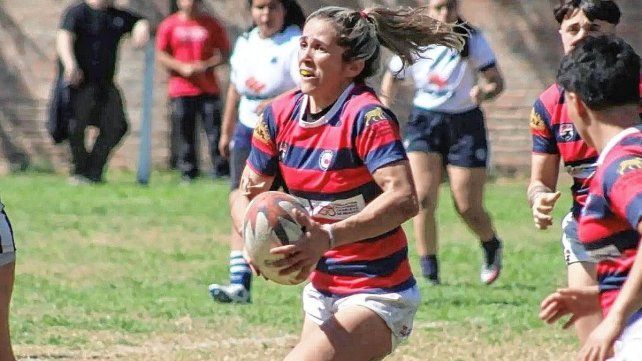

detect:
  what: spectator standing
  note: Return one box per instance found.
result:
[56,0,150,184]
[156,0,231,181]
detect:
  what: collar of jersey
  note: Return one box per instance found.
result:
[297,83,355,128]
[597,125,642,165]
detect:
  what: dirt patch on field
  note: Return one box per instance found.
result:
[15,323,576,361]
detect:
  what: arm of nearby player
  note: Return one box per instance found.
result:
[219,84,241,158]
[471,65,504,104]
[579,166,642,360]
[528,153,562,230]
[130,19,150,48]
[578,235,642,361]
[380,71,400,108]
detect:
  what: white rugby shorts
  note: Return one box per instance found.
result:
[561,212,595,265]
[302,283,420,351]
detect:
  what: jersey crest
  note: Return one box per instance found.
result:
[618,157,642,175]
[253,114,271,145]
[529,108,546,131]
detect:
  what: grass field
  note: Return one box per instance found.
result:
[1,171,579,360]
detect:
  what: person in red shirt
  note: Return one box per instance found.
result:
[156,0,231,181]
[539,35,642,361]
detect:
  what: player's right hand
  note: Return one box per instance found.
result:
[64,65,83,87]
[532,191,561,230]
[218,134,231,159]
[539,286,600,329]
[178,63,196,78]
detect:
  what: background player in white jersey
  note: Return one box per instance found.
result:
[208,0,305,303]
[380,0,505,285]
[0,200,16,361]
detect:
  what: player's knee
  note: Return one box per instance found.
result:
[457,205,487,225]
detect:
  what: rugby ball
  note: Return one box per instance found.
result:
[243,191,308,285]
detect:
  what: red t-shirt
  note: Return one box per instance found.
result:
[156,13,230,97]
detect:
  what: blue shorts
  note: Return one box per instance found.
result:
[403,107,488,168]
[0,209,16,267]
[229,123,254,190]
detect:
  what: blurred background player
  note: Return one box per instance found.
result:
[156,0,231,182]
[528,0,623,343]
[380,0,505,285]
[56,0,150,184]
[233,5,463,359]
[207,0,305,303]
[0,199,16,361]
[540,35,642,361]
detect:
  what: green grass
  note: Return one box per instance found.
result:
[1,171,576,359]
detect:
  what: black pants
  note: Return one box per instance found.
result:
[171,95,228,179]
[69,83,128,182]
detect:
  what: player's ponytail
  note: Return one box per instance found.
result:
[307,6,465,83]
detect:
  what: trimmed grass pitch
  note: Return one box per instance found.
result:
[2,171,577,360]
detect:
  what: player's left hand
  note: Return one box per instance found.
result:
[539,286,600,329]
[470,85,484,104]
[268,209,330,282]
[577,316,623,361]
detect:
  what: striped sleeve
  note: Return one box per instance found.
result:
[354,105,407,173]
[530,99,558,154]
[247,105,279,176]
[604,154,642,229]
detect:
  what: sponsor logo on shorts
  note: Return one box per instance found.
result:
[475,148,487,161]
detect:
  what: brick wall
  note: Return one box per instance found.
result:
[0,0,639,176]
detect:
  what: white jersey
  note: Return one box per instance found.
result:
[230,25,301,129]
[389,30,496,113]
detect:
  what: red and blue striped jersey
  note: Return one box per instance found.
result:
[531,80,642,219]
[530,84,598,218]
[579,125,642,315]
[247,83,416,296]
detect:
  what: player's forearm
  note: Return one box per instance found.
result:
[379,71,398,108]
[331,163,418,246]
[156,50,186,73]
[202,50,228,70]
[221,85,241,137]
[527,181,554,207]
[56,30,78,70]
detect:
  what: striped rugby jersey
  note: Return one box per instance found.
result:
[531,80,642,219]
[530,84,598,219]
[247,83,416,296]
[579,125,642,315]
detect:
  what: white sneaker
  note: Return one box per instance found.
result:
[208,283,251,304]
[480,246,502,285]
